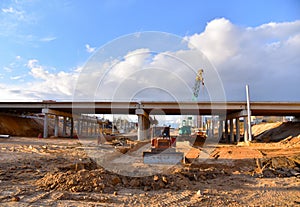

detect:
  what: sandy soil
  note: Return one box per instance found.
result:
[0,134,299,207]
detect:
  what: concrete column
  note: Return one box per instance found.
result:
[206,119,212,137]
[84,121,88,136]
[43,113,49,138]
[236,118,240,142]
[197,115,203,129]
[62,116,67,137]
[210,117,213,138]
[136,108,149,141]
[230,118,234,143]
[81,119,84,136]
[137,115,144,141]
[82,120,86,136]
[86,121,90,136]
[224,119,228,142]
[94,123,98,135]
[70,118,74,138]
[244,117,248,142]
[92,123,95,135]
[54,116,59,137]
[89,121,91,135]
[77,119,81,136]
[218,119,224,139]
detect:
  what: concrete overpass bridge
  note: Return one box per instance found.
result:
[1,101,300,141]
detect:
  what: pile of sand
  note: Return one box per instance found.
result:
[0,114,45,137]
[253,122,300,142]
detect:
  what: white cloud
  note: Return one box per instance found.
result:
[3,66,13,73]
[2,7,15,13]
[0,2,39,41]
[187,18,241,66]
[0,60,79,101]
[1,18,299,102]
[1,6,25,21]
[10,75,22,80]
[80,47,222,102]
[26,59,79,98]
[75,20,300,102]
[85,44,96,53]
[187,18,300,101]
[40,36,57,42]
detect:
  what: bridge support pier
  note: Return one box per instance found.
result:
[76,119,81,136]
[62,117,67,137]
[243,117,248,142]
[54,116,59,137]
[224,119,229,142]
[43,113,49,138]
[236,118,240,142]
[136,109,150,141]
[70,118,74,138]
[218,118,224,139]
[211,117,215,138]
[230,118,234,143]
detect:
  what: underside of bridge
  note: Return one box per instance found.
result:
[1,101,300,141]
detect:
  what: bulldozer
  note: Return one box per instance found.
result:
[143,69,204,164]
[143,126,184,164]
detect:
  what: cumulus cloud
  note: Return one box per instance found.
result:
[0,59,80,101]
[26,59,79,98]
[1,18,300,102]
[79,47,223,102]
[187,18,300,101]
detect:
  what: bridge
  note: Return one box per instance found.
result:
[1,101,300,116]
[1,101,300,141]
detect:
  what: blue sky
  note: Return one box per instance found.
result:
[0,0,300,101]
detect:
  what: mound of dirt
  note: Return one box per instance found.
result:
[37,154,300,194]
[254,155,300,178]
[253,122,300,142]
[36,159,234,193]
[36,168,191,193]
[0,114,45,137]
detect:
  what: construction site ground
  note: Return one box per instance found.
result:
[0,122,300,206]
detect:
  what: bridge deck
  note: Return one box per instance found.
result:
[0,101,300,116]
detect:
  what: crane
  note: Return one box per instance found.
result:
[192,69,204,101]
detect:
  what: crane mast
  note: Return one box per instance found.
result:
[192,69,204,101]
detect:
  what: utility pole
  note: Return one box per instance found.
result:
[246,85,252,142]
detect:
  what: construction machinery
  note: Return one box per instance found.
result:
[178,118,193,136]
[143,126,184,164]
[192,69,204,101]
[143,69,205,164]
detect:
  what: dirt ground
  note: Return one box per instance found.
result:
[0,130,299,206]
